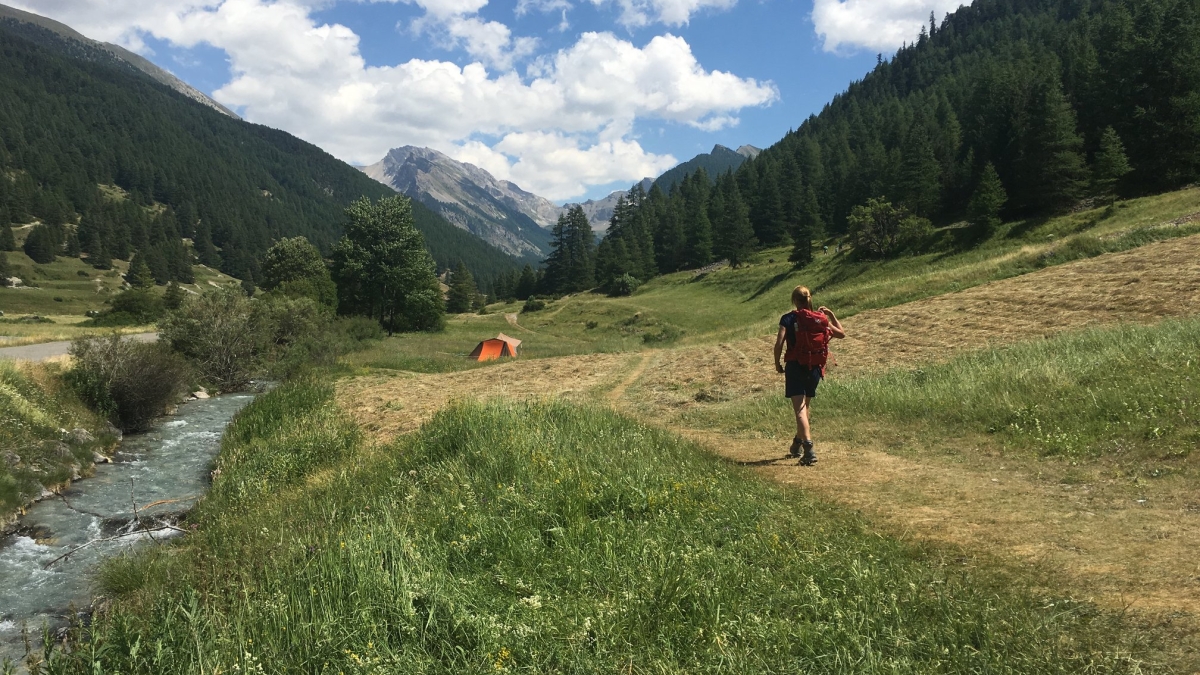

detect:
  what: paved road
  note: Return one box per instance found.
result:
[0,333,157,361]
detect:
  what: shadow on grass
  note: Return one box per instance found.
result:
[747,269,797,302]
[731,455,795,467]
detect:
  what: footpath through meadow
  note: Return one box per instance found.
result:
[338,232,1200,653]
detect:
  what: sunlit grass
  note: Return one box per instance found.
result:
[687,317,1200,461]
[45,384,1153,674]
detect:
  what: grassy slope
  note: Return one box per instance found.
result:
[48,382,1151,674]
[350,187,1200,373]
[0,360,114,522]
[0,225,242,345]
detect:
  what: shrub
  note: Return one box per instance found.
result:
[89,287,164,326]
[522,297,547,313]
[160,288,271,392]
[66,336,190,432]
[336,316,385,343]
[642,323,683,344]
[608,273,641,297]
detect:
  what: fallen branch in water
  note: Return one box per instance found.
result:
[42,524,187,569]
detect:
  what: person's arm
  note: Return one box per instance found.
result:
[773,325,787,373]
[819,306,846,339]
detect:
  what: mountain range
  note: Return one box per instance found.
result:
[363,146,555,260]
[364,142,761,253]
[0,7,520,283]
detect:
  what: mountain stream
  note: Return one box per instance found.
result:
[0,391,258,667]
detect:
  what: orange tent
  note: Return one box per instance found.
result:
[469,333,522,361]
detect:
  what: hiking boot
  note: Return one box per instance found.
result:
[788,437,802,458]
[799,441,817,466]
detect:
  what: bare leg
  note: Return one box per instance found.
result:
[791,395,812,442]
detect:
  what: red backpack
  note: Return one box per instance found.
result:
[784,309,830,367]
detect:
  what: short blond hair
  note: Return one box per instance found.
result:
[791,286,812,310]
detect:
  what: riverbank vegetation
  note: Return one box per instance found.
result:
[0,360,114,522]
[40,387,1155,673]
[65,337,189,433]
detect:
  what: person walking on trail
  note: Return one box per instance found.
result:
[774,286,845,466]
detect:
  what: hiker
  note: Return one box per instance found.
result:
[774,286,845,466]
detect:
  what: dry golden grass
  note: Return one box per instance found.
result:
[337,232,1200,663]
[631,232,1200,409]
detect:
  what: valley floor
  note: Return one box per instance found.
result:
[339,232,1200,667]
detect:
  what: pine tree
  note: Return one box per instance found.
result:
[64,229,82,257]
[564,206,595,292]
[1018,80,1088,212]
[541,213,571,294]
[0,222,14,252]
[682,171,713,268]
[193,221,222,268]
[446,261,478,314]
[515,264,537,300]
[967,162,1007,234]
[0,251,10,286]
[897,132,942,217]
[1091,126,1132,202]
[789,185,823,266]
[163,281,187,311]
[751,169,786,245]
[126,253,154,288]
[330,195,444,333]
[90,244,112,270]
[22,224,57,263]
[713,173,755,267]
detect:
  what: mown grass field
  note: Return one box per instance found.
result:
[36,381,1158,674]
[12,187,1200,672]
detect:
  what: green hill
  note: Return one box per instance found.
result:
[0,16,519,285]
[595,0,1200,293]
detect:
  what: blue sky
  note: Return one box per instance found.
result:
[14,0,964,202]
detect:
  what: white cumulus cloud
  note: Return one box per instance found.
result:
[812,0,965,53]
[8,0,777,200]
[589,0,738,28]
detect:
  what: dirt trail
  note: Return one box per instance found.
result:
[339,233,1200,643]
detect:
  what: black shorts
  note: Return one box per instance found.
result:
[784,362,823,399]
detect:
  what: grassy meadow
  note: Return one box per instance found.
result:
[0,225,241,344]
[350,187,1200,374]
[37,381,1157,674]
[9,188,1200,671]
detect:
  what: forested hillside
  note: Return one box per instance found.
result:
[588,0,1199,293]
[653,145,758,193]
[0,19,519,285]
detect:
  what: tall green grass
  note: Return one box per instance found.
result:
[691,318,1200,459]
[44,385,1156,673]
[0,361,111,519]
